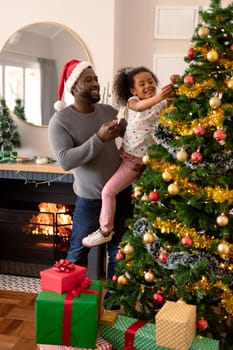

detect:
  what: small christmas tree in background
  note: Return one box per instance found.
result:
[106,0,233,348]
[13,98,26,121]
[0,98,21,158]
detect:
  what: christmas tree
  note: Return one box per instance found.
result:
[0,98,21,158]
[106,0,233,348]
[13,98,26,121]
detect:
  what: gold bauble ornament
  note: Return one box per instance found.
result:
[134,186,143,199]
[226,78,233,90]
[123,243,134,255]
[142,153,150,165]
[143,231,156,244]
[176,148,189,162]
[209,96,221,109]
[162,170,173,182]
[117,275,128,285]
[134,186,143,192]
[198,26,210,38]
[141,193,149,201]
[216,213,229,227]
[168,183,179,195]
[217,242,230,255]
[144,271,155,283]
[207,49,219,62]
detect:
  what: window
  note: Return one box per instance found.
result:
[0,57,41,124]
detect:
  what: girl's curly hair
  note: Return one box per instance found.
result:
[113,66,159,106]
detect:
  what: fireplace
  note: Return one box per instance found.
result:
[0,173,105,279]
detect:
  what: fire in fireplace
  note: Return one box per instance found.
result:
[0,200,74,277]
[24,202,72,243]
[0,178,105,279]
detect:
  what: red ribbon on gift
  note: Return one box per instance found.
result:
[52,259,75,273]
[62,278,101,346]
[124,319,146,350]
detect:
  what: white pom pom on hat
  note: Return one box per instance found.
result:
[54,59,92,111]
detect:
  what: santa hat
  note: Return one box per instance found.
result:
[54,59,92,111]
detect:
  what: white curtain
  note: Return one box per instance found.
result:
[39,58,58,125]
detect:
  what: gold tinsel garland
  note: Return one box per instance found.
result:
[153,217,214,249]
[160,106,224,136]
[177,79,215,99]
[188,278,233,316]
[196,46,233,71]
[215,281,233,316]
[149,159,233,204]
[153,217,233,315]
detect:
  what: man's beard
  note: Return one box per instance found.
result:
[80,90,100,104]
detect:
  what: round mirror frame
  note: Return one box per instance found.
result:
[1,21,92,128]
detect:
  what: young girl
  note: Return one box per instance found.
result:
[82,66,175,248]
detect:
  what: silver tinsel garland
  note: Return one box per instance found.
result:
[154,123,233,173]
[133,218,233,284]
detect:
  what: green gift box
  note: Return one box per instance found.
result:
[190,336,219,350]
[35,279,102,348]
[100,314,163,350]
[100,314,219,350]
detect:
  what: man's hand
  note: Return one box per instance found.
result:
[97,120,122,142]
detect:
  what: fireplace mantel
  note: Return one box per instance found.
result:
[0,162,70,174]
[0,162,73,183]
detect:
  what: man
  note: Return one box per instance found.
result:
[48,59,132,284]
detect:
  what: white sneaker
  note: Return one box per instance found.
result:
[82,229,114,248]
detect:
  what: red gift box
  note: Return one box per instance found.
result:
[40,260,87,293]
[38,335,112,350]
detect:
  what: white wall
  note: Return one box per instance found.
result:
[0,0,232,158]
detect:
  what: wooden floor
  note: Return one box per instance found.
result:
[0,290,39,350]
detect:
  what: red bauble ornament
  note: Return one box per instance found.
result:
[148,190,160,202]
[193,124,206,136]
[181,235,193,248]
[112,274,118,282]
[131,193,136,199]
[213,129,226,142]
[191,151,202,163]
[187,47,194,59]
[197,318,209,330]
[183,75,195,85]
[158,251,168,263]
[116,252,124,260]
[230,43,233,51]
[153,292,164,304]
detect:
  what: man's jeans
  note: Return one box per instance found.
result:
[66,186,132,279]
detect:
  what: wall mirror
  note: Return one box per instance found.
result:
[0,22,92,127]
